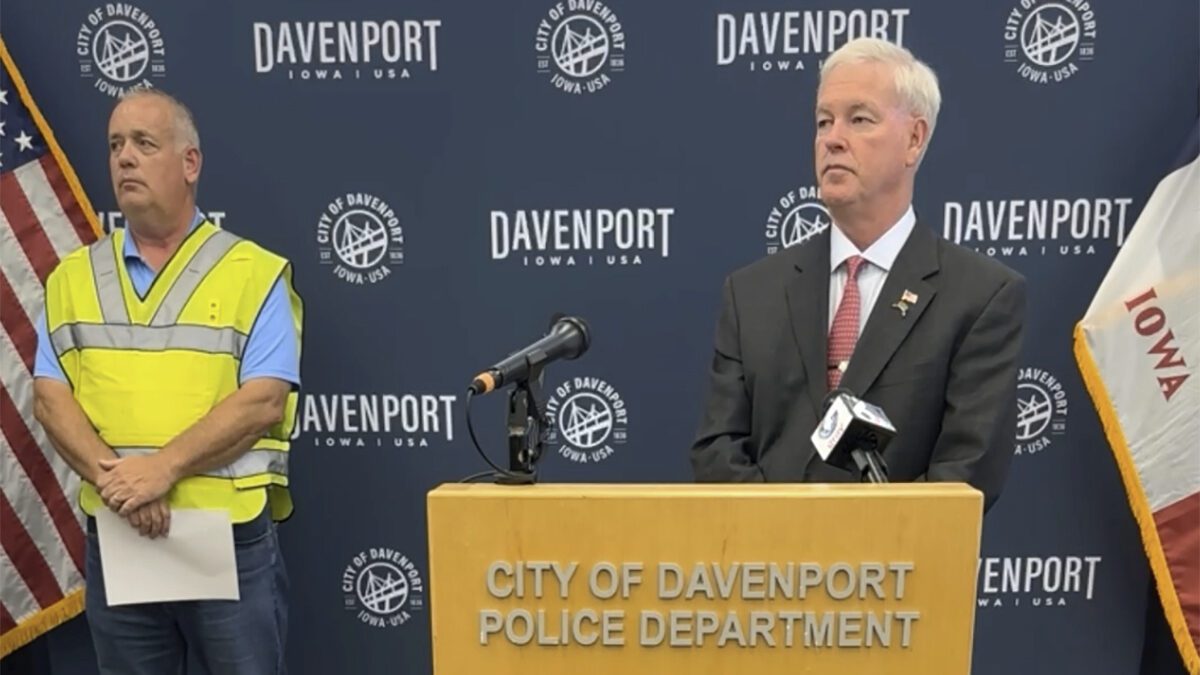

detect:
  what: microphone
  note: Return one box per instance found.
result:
[469,314,591,395]
[810,388,895,484]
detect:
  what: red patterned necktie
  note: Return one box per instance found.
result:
[827,255,866,390]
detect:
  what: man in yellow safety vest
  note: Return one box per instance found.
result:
[34,88,302,674]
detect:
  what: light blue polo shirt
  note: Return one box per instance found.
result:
[34,208,300,388]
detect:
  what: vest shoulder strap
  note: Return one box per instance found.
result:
[149,226,243,327]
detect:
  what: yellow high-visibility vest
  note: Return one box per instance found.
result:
[43,220,302,523]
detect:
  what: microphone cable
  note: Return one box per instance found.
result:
[459,389,539,484]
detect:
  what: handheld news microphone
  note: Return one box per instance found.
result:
[811,388,895,484]
[469,314,591,395]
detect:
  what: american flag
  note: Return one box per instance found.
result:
[0,38,101,656]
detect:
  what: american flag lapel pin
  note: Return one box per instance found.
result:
[892,289,919,318]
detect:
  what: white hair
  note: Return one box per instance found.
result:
[118,87,201,151]
[820,38,941,162]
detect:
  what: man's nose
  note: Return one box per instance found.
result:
[820,132,849,153]
[822,128,847,155]
[115,142,138,168]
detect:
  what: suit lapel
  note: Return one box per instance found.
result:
[784,229,832,418]
[841,222,940,395]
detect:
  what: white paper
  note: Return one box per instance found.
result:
[95,507,239,606]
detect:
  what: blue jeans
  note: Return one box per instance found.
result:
[84,508,289,675]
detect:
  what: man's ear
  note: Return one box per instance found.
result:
[183,146,202,187]
[906,117,929,167]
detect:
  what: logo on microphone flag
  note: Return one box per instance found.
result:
[811,395,853,460]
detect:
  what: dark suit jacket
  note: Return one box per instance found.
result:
[690,222,1026,511]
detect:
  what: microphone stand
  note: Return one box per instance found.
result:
[850,448,889,484]
[498,365,548,485]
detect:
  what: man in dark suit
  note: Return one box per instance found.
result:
[691,37,1026,511]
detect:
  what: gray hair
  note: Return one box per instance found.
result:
[118,87,201,152]
[820,38,941,162]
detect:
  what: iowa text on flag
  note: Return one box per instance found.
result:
[1075,122,1200,674]
[0,38,102,656]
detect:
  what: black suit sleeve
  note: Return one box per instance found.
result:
[690,276,766,482]
[923,274,1027,511]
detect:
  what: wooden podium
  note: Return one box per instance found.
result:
[427,483,982,674]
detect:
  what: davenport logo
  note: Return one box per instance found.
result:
[545,376,628,463]
[1015,367,1068,456]
[765,185,828,254]
[943,197,1133,258]
[253,19,442,82]
[717,9,910,72]
[976,555,1102,608]
[317,193,405,285]
[291,393,458,448]
[76,4,167,98]
[489,207,672,268]
[1003,0,1096,84]
[535,1,626,94]
[342,547,425,628]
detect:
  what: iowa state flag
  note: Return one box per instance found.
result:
[1075,122,1200,674]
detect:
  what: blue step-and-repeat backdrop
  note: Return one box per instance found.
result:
[4,0,1197,672]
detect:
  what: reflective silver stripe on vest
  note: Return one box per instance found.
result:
[151,229,242,327]
[49,323,249,359]
[113,447,288,480]
[89,238,130,324]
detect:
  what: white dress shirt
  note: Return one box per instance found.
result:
[828,206,917,333]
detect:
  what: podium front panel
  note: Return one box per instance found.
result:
[427,483,982,674]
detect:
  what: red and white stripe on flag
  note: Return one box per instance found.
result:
[0,38,102,657]
[1075,122,1200,675]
